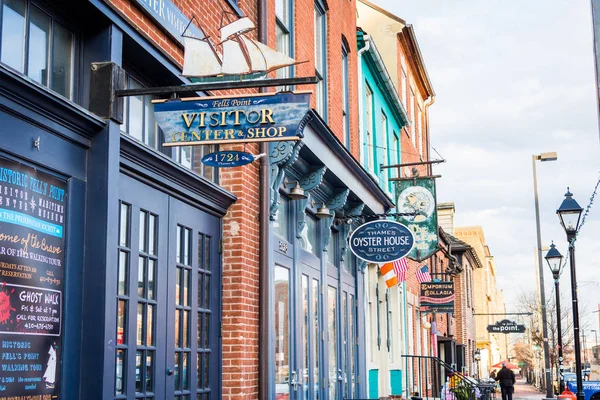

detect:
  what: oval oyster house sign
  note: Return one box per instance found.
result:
[349,220,415,263]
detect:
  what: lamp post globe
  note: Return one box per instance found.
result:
[545,242,564,393]
[556,188,584,400]
[545,242,563,280]
[557,188,584,237]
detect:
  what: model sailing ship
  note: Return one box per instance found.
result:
[182,13,305,82]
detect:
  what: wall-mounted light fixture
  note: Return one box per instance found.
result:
[310,200,331,219]
[283,179,307,200]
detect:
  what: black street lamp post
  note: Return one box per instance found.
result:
[556,188,584,400]
[545,242,564,393]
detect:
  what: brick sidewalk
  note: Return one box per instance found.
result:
[512,378,544,400]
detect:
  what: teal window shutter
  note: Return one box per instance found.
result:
[369,369,379,399]
[390,370,403,395]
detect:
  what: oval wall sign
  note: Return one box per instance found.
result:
[201,151,255,168]
[348,220,415,263]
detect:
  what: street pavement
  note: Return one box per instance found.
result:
[511,378,545,400]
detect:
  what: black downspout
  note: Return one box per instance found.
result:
[258,1,269,399]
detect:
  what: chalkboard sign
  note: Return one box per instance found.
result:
[0,157,66,399]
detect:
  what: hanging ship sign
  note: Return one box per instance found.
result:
[181,13,307,82]
[153,13,312,147]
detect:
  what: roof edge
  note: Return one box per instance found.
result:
[358,0,407,25]
[402,25,435,98]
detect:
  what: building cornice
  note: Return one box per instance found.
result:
[398,25,435,99]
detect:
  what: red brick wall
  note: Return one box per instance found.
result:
[107,0,364,398]
[104,1,262,398]
[453,258,477,375]
[292,0,360,158]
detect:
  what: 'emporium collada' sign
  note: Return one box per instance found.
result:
[153,92,311,146]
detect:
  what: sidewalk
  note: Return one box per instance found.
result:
[512,378,544,400]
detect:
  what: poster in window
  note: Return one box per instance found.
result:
[0,157,66,399]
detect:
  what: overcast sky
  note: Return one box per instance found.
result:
[374,0,600,333]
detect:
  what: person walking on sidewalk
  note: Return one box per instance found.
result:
[495,362,516,400]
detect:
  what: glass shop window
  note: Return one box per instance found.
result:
[273,196,290,240]
[0,0,75,100]
[121,73,218,184]
[299,214,318,255]
[326,229,337,265]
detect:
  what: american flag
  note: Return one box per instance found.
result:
[392,257,409,283]
[416,265,432,283]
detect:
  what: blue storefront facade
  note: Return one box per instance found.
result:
[268,114,395,400]
[0,0,236,398]
[0,0,399,399]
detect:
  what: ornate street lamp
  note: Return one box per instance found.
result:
[556,188,584,400]
[545,242,564,393]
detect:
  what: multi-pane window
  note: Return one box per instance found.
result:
[418,104,423,156]
[197,233,212,399]
[401,68,407,106]
[115,203,158,399]
[116,202,131,397]
[273,196,290,240]
[136,210,158,398]
[391,131,400,181]
[365,84,374,172]
[300,214,318,254]
[0,0,75,99]
[174,225,192,398]
[314,2,326,118]
[276,0,292,80]
[121,73,218,184]
[122,75,159,148]
[410,87,416,147]
[342,43,350,147]
[368,265,378,362]
[466,267,471,307]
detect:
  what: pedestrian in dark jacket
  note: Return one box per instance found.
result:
[494,363,516,400]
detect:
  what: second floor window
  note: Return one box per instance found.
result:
[1,0,75,100]
[121,72,218,184]
[365,84,374,172]
[342,42,350,147]
[314,2,326,118]
[418,104,423,156]
[276,0,292,80]
[381,112,388,182]
[410,87,416,148]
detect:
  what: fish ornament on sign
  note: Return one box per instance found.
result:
[181,12,307,82]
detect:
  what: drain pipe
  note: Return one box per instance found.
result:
[257,1,270,399]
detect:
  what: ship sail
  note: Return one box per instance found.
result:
[239,36,267,71]
[220,17,255,41]
[248,38,299,72]
[182,37,222,77]
[221,39,251,74]
[181,13,305,79]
